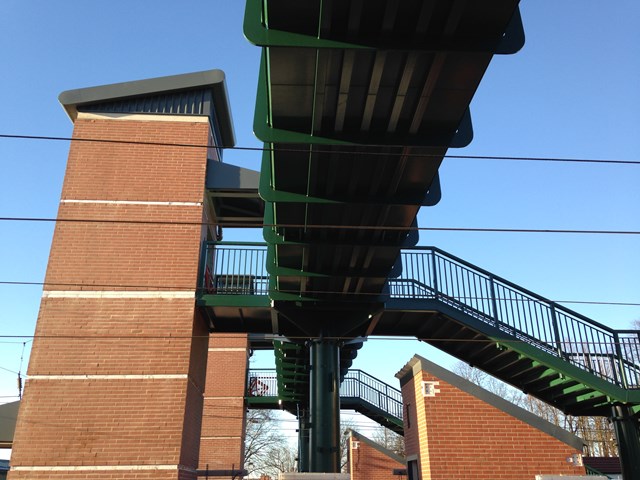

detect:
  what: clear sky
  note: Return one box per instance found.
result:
[0,0,639,455]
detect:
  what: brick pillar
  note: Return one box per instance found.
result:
[199,333,249,478]
[9,114,212,480]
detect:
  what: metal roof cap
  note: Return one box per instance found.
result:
[58,69,235,147]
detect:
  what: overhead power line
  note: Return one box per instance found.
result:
[0,216,638,235]
[0,334,636,346]
[0,280,638,308]
[1,133,639,165]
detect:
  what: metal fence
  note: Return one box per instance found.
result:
[342,369,403,420]
[203,242,640,389]
[200,242,269,295]
[246,369,403,421]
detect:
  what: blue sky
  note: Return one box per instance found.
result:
[0,0,639,448]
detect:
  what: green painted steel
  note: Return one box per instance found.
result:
[585,465,611,477]
[246,368,404,434]
[253,53,354,146]
[298,411,310,472]
[309,341,341,473]
[610,405,640,479]
[244,0,525,53]
[200,242,640,414]
[234,0,640,472]
[244,0,363,50]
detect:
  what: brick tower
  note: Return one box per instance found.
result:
[9,71,238,480]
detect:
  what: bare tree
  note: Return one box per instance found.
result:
[453,361,525,406]
[372,425,405,457]
[256,441,297,478]
[339,418,357,472]
[244,410,296,478]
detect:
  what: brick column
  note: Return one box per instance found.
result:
[9,115,212,480]
[199,333,249,478]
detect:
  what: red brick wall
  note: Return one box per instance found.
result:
[199,333,249,477]
[401,368,586,480]
[349,433,406,480]
[9,116,211,480]
[401,375,429,479]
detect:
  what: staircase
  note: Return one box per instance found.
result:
[246,368,404,434]
[200,242,640,417]
[387,246,640,416]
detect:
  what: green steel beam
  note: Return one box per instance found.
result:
[244,0,525,54]
[611,405,640,480]
[412,299,640,406]
[244,0,363,50]
[260,149,441,206]
[196,295,270,308]
[309,340,341,473]
[253,50,472,147]
[253,53,353,146]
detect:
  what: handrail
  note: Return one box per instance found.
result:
[394,248,640,389]
[199,242,269,295]
[405,246,618,335]
[585,464,611,478]
[247,369,403,422]
[342,369,403,421]
[203,242,640,390]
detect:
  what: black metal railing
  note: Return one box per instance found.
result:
[203,242,640,390]
[247,369,279,397]
[246,369,403,422]
[393,247,640,389]
[342,369,403,420]
[200,242,269,295]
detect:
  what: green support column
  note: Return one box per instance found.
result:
[309,340,340,472]
[611,405,640,480]
[297,409,310,472]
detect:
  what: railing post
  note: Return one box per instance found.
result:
[430,250,439,299]
[488,275,499,327]
[198,241,210,294]
[613,331,628,388]
[550,304,563,358]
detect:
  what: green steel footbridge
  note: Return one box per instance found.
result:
[200,0,640,477]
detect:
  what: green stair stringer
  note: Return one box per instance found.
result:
[428,300,638,406]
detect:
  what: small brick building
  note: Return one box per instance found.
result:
[348,430,406,480]
[396,355,586,480]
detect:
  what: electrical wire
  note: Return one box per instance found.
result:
[0,280,637,307]
[0,334,635,347]
[1,215,638,235]
[1,133,639,165]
